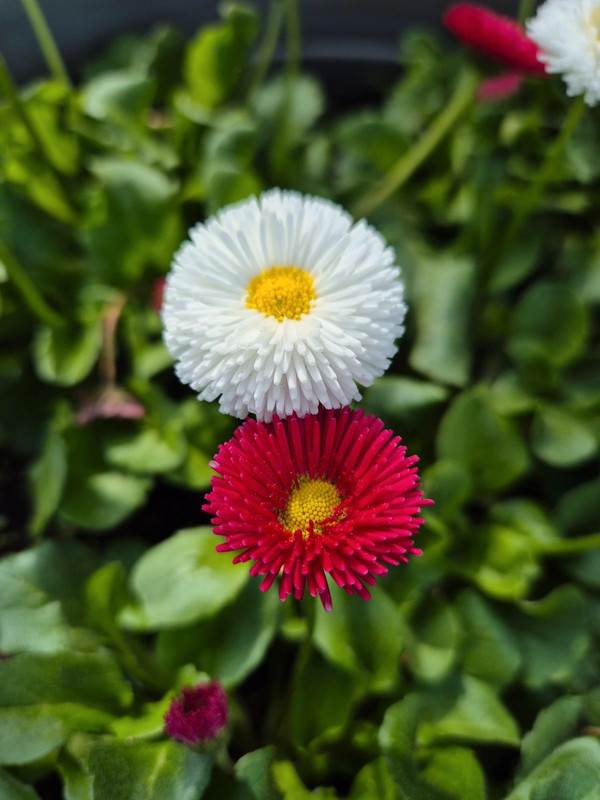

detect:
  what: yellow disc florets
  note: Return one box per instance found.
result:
[246,266,316,322]
[280,476,342,538]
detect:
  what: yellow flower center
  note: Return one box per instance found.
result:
[246,266,315,322]
[280,476,341,537]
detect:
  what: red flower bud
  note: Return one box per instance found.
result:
[164,682,228,746]
[443,3,547,75]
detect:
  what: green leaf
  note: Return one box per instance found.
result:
[313,586,404,693]
[409,253,475,387]
[184,4,258,108]
[0,601,71,655]
[362,377,449,428]
[437,388,530,493]
[417,676,520,748]
[519,696,583,777]
[421,747,486,800]
[156,580,279,687]
[84,158,181,285]
[235,747,280,800]
[505,738,600,800]
[489,230,542,294]
[456,590,521,688]
[0,705,112,766]
[0,768,39,799]
[0,540,98,619]
[82,72,154,122]
[531,406,597,467]
[510,585,590,689]
[272,761,336,799]
[60,471,151,531]
[556,477,600,536]
[0,650,132,711]
[467,524,541,601]
[32,322,102,387]
[86,739,212,800]
[27,405,68,535]
[349,759,403,800]
[104,426,186,474]
[407,600,460,683]
[289,652,357,749]
[121,528,248,630]
[252,75,325,181]
[421,460,472,521]
[508,282,588,368]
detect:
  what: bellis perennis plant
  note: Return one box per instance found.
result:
[203,407,429,612]
[162,189,405,421]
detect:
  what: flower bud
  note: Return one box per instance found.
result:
[164,681,228,746]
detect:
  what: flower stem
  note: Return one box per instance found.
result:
[518,0,537,24]
[19,0,71,88]
[0,242,66,328]
[283,0,301,82]
[351,69,479,219]
[247,0,285,102]
[495,94,586,265]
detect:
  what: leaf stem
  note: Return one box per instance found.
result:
[247,0,285,102]
[19,0,71,87]
[537,532,600,556]
[0,241,66,328]
[351,69,479,219]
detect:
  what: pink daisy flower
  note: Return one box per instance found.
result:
[444,2,547,75]
[204,407,430,612]
[164,682,228,746]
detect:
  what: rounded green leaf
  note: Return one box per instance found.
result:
[437,388,530,493]
[531,406,597,467]
[121,528,248,630]
[87,739,212,800]
[60,471,151,531]
[509,282,588,367]
[32,322,102,387]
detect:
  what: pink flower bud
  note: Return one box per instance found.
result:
[164,682,228,746]
[444,3,547,75]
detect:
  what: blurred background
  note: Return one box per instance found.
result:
[3,0,521,84]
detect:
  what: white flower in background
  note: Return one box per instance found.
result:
[162,189,405,421]
[527,0,600,105]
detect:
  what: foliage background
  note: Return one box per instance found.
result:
[0,2,599,798]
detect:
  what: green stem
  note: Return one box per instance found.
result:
[293,597,316,684]
[0,242,66,328]
[496,95,586,261]
[19,0,71,87]
[518,0,537,24]
[352,69,479,219]
[537,532,600,557]
[247,0,285,102]
[283,0,301,82]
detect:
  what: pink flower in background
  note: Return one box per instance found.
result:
[444,3,546,75]
[164,682,228,746]
[204,407,429,612]
[151,277,166,313]
[477,72,524,102]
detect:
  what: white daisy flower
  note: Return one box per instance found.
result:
[527,0,600,105]
[162,189,406,421]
